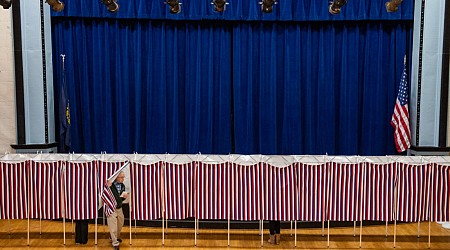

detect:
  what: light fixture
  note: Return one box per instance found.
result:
[328,0,348,15]
[166,0,181,14]
[385,0,403,13]
[101,0,119,13]
[261,0,275,14]
[46,0,64,12]
[212,0,226,13]
[0,0,12,9]
[0,0,65,11]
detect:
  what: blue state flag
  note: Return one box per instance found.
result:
[59,68,71,152]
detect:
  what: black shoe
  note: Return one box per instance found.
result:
[113,246,120,250]
[109,237,121,243]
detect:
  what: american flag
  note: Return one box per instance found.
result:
[391,64,411,152]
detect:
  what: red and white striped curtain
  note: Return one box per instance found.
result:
[196,162,229,220]
[2,156,449,224]
[64,161,98,220]
[262,163,296,221]
[98,160,128,217]
[396,163,429,222]
[362,162,396,221]
[230,163,262,221]
[131,162,162,220]
[327,162,363,221]
[29,161,63,220]
[297,163,328,222]
[429,163,450,222]
[164,162,195,219]
[98,161,126,189]
[0,161,29,219]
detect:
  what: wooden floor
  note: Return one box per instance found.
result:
[0,220,449,249]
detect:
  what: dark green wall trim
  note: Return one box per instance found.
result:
[12,1,25,145]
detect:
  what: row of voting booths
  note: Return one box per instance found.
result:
[0,154,449,247]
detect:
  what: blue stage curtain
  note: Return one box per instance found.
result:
[52,0,413,21]
[232,22,412,155]
[51,0,413,155]
[52,20,233,153]
[52,19,411,155]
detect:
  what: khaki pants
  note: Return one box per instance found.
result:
[107,208,124,247]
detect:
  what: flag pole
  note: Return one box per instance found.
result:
[58,52,67,243]
[60,53,67,153]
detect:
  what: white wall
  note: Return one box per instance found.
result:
[410,0,446,147]
[0,9,17,153]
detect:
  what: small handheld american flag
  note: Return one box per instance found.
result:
[101,184,117,217]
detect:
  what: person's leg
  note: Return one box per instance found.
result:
[274,221,281,244]
[269,220,276,235]
[75,220,82,243]
[81,220,88,244]
[274,220,280,234]
[107,211,120,247]
[116,208,124,241]
[268,221,276,244]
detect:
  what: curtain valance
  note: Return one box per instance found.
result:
[51,0,413,21]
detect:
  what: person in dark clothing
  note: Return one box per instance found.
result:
[106,172,128,250]
[75,219,88,244]
[268,220,280,244]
